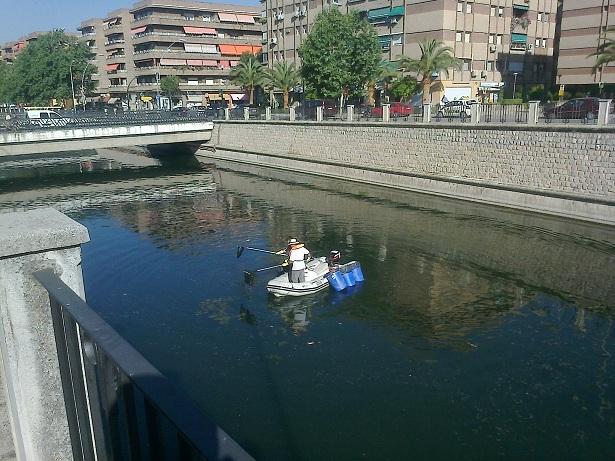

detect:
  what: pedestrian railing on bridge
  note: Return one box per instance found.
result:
[1,110,212,132]
[34,269,254,461]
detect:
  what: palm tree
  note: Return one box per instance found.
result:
[229,53,265,105]
[266,61,300,109]
[590,26,615,74]
[367,60,399,106]
[398,39,462,104]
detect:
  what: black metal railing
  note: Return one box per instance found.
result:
[481,103,529,124]
[35,270,254,461]
[1,110,212,132]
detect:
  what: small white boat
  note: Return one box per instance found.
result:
[266,257,330,297]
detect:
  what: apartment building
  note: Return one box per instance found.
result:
[78,0,262,109]
[557,0,614,89]
[263,0,558,102]
[1,32,45,63]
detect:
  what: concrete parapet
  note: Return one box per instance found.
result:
[0,208,90,460]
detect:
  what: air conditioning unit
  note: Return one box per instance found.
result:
[489,44,497,52]
[270,36,277,45]
[481,70,487,78]
[471,71,477,78]
[299,7,307,17]
[293,9,300,17]
[276,12,284,21]
[331,0,341,5]
[390,18,398,24]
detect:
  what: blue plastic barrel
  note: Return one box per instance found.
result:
[326,271,347,292]
[342,270,356,287]
[352,265,365,282]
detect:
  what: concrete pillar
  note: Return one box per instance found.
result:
[382,104,390,123]
[0,208,90,461]
[289,107,296,121]
[243,107,249,121]
[528,101,540,125]
[598,99,611,126]
[422,103,431,123]
[265,107,271,121]
[347,105,354,122]
[224,108,230,120]
[470,103,481,124]
[316,106,323,122]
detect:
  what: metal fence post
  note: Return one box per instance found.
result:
[243,107,249,120]
[289,107,296,121]
[383,104,390,123]
[265,107,271,121]
[598,99,611,126]
[470,103,481,124]
[316,106,323,122]
[422,103,431,123]
[528,101,540,125]
[224,108,230,120]
[347,105,354,122]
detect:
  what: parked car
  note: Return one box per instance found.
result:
[436,100,475,120]
[230,104,260,118]
[370,102,414,118]
[542,97,600,120]
[26,109,70,127]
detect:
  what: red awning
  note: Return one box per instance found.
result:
[236,14,255,24]
[203,60,218,66]
[217,12,237,22]
[106,63,120,71]
[219,60,230,68]
[159,58,187,66]
[218,44,238,55]
[183,26,217,35]
[187,59,203,66]
[131,26,147,34]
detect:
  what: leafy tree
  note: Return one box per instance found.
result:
[0,61,12,103]
[266,61,300,109]
[398,39,461,104]
[229,53,265,105]
[299,9,380,106]
[590,26,615,74]
[5,30,95,106]
[367,60,399,105]
[160,75,181,106]
[390,76,419,102]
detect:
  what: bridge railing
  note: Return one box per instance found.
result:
[1,110,212,132]
[34,269,254,461]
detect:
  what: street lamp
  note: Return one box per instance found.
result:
[512,72,518,99]
[157,39,185,110]
[79,63,91,112]
[69,61,77,113]
[126,75,138,111]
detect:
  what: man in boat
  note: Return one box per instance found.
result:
[288,238,310,283]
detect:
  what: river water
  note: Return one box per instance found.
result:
[1,149,614,460]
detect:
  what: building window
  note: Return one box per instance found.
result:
[535,38,540,47]
[543,12,549,22]
[464,32,471,43]
[489,34,495,44]
[537,12,542,21]
[463,59,471,71]
[486,60,494,71]
[498,6,504,17]
[456,31,463,42]
[496,34,503,45]
[541,38,547,48]
[490,5,496,16]
[466,2,472,14]
[457,1,463,12]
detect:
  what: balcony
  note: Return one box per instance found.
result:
[131,14,261,32]
[133,49,222,60]
[134,66,230,77]
[132,32,260,46]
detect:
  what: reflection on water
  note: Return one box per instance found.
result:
[0,149,614,460]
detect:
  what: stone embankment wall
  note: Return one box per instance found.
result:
[205,121,615,225]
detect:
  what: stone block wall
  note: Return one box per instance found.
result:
[206,121,615,224]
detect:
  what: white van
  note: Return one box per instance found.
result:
[26,109,69,127]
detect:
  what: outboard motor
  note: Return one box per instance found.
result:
[327,250,341,267]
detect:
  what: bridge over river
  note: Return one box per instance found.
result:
[0,112,213,156]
